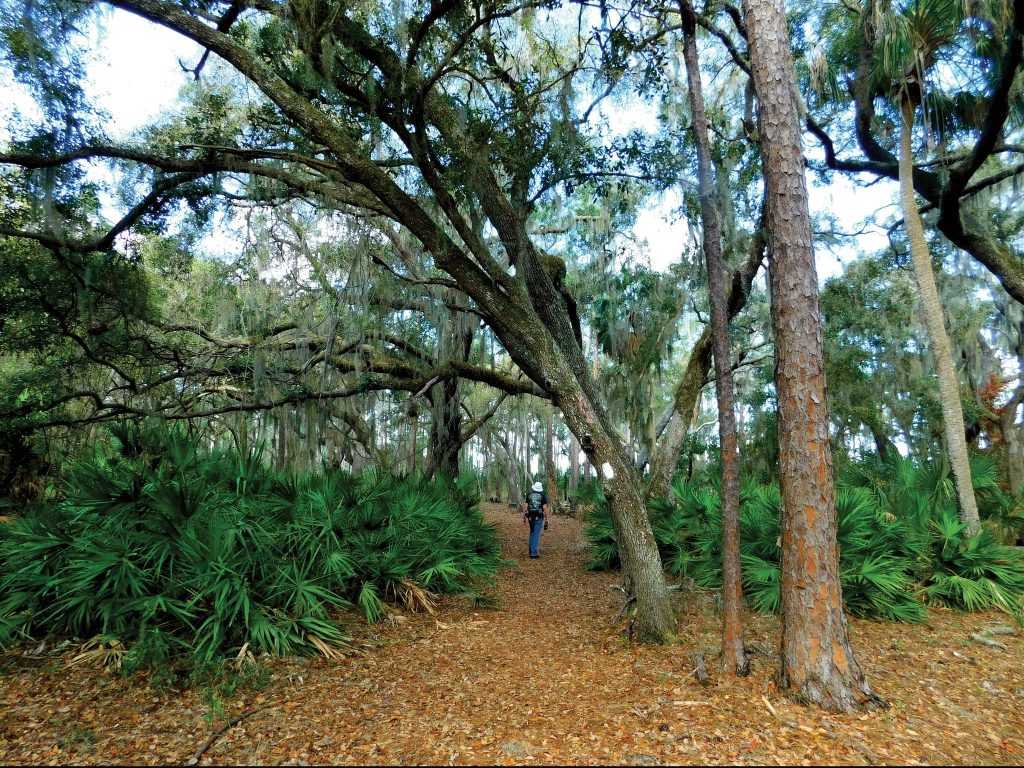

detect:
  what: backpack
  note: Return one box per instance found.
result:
[526,490,545,520]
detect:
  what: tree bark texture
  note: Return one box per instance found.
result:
[427,306,477,479]
[680,0,748,676]
[743,0,878,711]
[545,405,559,510]
[899,98,981,536]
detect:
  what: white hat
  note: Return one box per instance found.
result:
[532,481,543,492]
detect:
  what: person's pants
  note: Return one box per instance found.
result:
[528,516,544,557]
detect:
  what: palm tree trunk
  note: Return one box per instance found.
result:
[679,0,747,676]
[899,98,981,535]
[743,0,879,711]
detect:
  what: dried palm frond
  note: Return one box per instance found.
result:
[68,637,125,671]
[308,634,347,660]
[396,578,437,615]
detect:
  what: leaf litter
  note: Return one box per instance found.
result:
[2,504,1023,766]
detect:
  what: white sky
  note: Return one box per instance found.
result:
[3,8,897,282]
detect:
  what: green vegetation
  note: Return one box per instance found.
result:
[586,454,1024,623]
[0,424,500,668]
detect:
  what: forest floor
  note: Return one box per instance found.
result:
[2,503,1024,766]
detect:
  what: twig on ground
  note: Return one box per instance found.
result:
[970,632,1008,650]
[761,694,798,729]
[186,705,271,765]
[981,625,1017,636]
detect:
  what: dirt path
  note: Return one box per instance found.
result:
[3,504,1024,765]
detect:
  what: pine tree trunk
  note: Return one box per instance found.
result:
[743,0,878,711]
[898,98,981,535]
[680,0,747,676]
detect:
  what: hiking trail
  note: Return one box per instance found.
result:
[2,504,1023,765]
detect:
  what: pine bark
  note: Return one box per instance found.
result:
[898,98,981,535]
[743,0,879,711]
[680,0,748,676]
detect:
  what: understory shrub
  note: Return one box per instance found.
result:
[0,423,500,666]
[585,453,1024,623]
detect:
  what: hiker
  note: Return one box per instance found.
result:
[521,481,549,559]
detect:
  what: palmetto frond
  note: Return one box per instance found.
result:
[588,453,1024,622]
[0,423,500,667]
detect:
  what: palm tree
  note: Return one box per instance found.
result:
[879,0,982,534]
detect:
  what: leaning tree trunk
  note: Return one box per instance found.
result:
[647,334,709,499]
[646,206,767,501]
[680,0,748,676]
[899,98,981,535]
[556,383,677,642]
[743,0,879,711]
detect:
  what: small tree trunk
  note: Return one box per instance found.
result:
[898,98,980,535]
[680,0,747,676]
[867,419,896,462]
[276,408,288,470]
[569,433,580,512]
[647,335,710,499]
[744,0,878,711]
[409,411,419,474]
[545,405,559,510]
